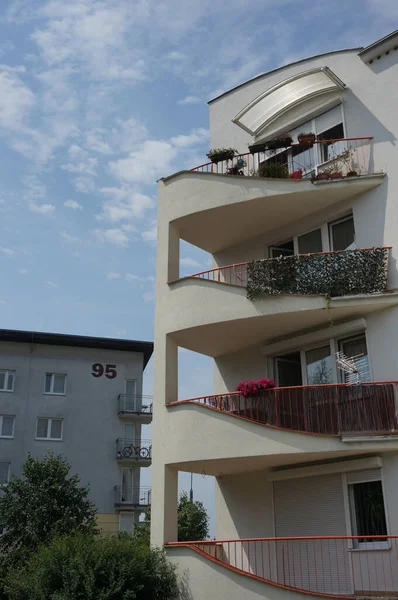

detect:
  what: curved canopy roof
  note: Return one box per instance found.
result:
[232,66,345,140]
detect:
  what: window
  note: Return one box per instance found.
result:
[36,418,63,440]
[0,370,14,392]
[0,416,14,438]
[318,122,345,163]
[123,423,135,440]
[0,463,10,485]
[119,513,134,533]
[348,476,387,547]
[269,240,294,258]
[125,379,137,396]
[305,345,333,384]
[297,228,323,254]
[329,216,356,251]
[339,334,370,383]
[44,373,66,395]
[275,352,303,387]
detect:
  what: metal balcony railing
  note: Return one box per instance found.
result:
[168,382,398,436]
[191,137,375,180]
[167,535,398,597]
[114,486,151,508]
[185,247,390,300]
[117,394,153,416]
[116,438,152,460]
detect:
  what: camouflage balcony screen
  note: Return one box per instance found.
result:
[246,247,389,300]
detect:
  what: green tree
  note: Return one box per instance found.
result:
[135,491,209,544]
[4,533,179,600]
[0,451,97,574]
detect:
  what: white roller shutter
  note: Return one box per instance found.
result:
[346,468,381,485]
[273,473,352,595]
[315,104,343,135]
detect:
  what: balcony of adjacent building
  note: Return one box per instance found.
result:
[117,394,153,424]
[116,438,152,466]
[166,246,398,357]
[114,485,151,510]
[160,137,386,255]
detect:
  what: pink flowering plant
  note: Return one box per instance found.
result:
[235,378,276,396]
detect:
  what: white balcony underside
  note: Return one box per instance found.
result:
[166,280,398,356]
[161,172,385,253]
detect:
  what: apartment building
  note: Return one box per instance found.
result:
[0,329,153,534]
[152,30,398,599]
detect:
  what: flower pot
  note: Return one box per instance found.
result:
[290,169,303,179]
[298,134,316,146]
[315,172,330,181]
[266,137,293,151]
[249,143,267,154]
[329,171,343,179]
[346,170,358,177]
[207,151,235,164]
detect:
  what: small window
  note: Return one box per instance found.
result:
[0,416,14,438]
[0,463,10,485]
[0,370,15,392]
[119,513,134,533]
[44,374,66,395]
[36,418,63,440]
[125,379,137,396]
[297,228,323,254]
[329,216,356,251]
[269,240,294,258]
[349,480,387,546]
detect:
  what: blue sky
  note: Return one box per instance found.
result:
[0,0,396,535]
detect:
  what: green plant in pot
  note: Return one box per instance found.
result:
[298,132,316,146]
[249,141,267,154]
[265,132,293,151]
[259,161,288,178]
[207,147,237,164]
[337,147,359,177]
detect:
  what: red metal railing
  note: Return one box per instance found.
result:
[168,382,398,436]
[192,137,374,180]
[188,247,391,288]
[167,535,398,597]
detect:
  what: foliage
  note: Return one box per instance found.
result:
[235,378,276,396]
[134,492,209,545]
[4,533,179,600]
[207,147,237,158]
[0,451,97,583]
[178,491,209,542]
[258,161,288,178]
[246,247,389,300]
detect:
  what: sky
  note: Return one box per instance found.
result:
[0,0,396,536]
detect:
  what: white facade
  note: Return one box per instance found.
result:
[0,330,153,534]
[152,31,398,599]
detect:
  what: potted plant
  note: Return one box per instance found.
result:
[235,378,276,397]
[259,161,288,178]
[249,142,267,154]
[329,171,343,179]
[346,170,358,177]
[290,169,303,179]
[298,132,316,146]
[207,148,237,164]
[313,170,330,181]
[265,132,293,151]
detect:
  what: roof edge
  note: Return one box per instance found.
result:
[208,47,363,104]
[0,329,154,369]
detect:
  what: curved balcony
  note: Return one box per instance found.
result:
[166,248,397,356]
[167,535,398,597]
[168,382,398,437]
[160,138,385,254]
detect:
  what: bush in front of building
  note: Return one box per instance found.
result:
[4,533,179,600]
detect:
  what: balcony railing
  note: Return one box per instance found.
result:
[192,137,375,180]
[114,486,151,508]
[116,438,152,461]
[169,382,398,436]
[117,394,153,416]
[188,247,390,300]
[167,535,398,597]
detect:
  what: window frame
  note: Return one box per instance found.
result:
[35,417,64,441]
[44,373,67,396]
[345,473,389,550]
[329,215,356,252]
[337,333,371,384]
[0,370,15,393]
[0,415,15,439]
[0,463,10,486]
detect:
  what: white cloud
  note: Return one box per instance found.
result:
[142,290,155,303]
[141,221,157,244]
[180,257,202,268]
[93,227,129,247]
[29,202,55,215]
[74,177,95,194]
[106,272,122,280]
[64,199,83,211]
[109,139,177,185]
[170,128,209,148]
[0,247,15,256]
[19,268,28,275]
[0,66,35,131]
[62,144,97,176]
[60,230,81,243]
[97,186,152,223]
[45,280,58,288]
[177,95,201,105]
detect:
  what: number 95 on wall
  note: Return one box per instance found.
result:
[92,363,117,379]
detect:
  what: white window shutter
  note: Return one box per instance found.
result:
[315,105,343,134]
